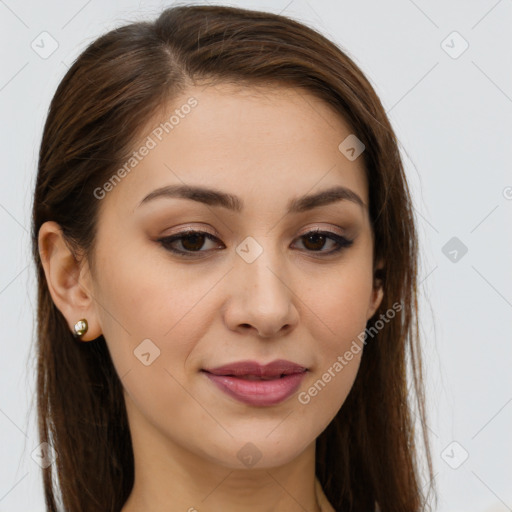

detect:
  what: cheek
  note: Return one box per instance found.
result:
[94,253,218,438]
[294,283,367,431]
[306,273,368,384]
[95,242,220,339]
[293,256,373,417]
[303,259,374,343]
[295,350,361,439]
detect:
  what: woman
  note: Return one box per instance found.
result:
[32,4,435,511]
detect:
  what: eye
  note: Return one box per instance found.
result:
[158,230,224,258]
[157,228,353,258]
[292,229,353,255]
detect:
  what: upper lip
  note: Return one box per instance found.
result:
[203,359,307,378]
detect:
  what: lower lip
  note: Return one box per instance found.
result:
[203,371,307,406]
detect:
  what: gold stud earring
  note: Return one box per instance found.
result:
[73,318,88,338]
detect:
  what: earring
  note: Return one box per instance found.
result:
[73,318,88,338]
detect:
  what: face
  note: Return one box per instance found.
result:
[72,84,383,470]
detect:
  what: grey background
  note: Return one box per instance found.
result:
[1,0,511,510]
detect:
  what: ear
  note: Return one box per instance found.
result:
[38,221,102,342]
[366,258,384,320]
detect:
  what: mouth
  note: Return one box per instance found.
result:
[201,359,308,406]
[203,359,307,378]
[220,374,296,381]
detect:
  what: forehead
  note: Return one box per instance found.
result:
[101,82,369,215]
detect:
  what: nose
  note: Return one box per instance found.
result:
[222,246,299,339]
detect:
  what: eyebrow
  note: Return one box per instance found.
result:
[137,184,365,213]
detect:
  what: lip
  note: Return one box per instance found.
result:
[202,359,308,407]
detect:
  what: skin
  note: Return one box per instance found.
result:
[39,83,384,512]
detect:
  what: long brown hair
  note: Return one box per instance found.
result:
[32,4,435,511]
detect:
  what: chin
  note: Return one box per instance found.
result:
[200,431,313,471]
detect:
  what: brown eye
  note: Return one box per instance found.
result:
[293,230,353,255]
[158,230,224,257]
[180,232,207,251]
[158,229,353,259]
[302,232,328,251]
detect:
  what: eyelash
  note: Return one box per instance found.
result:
[157,228,354,259]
